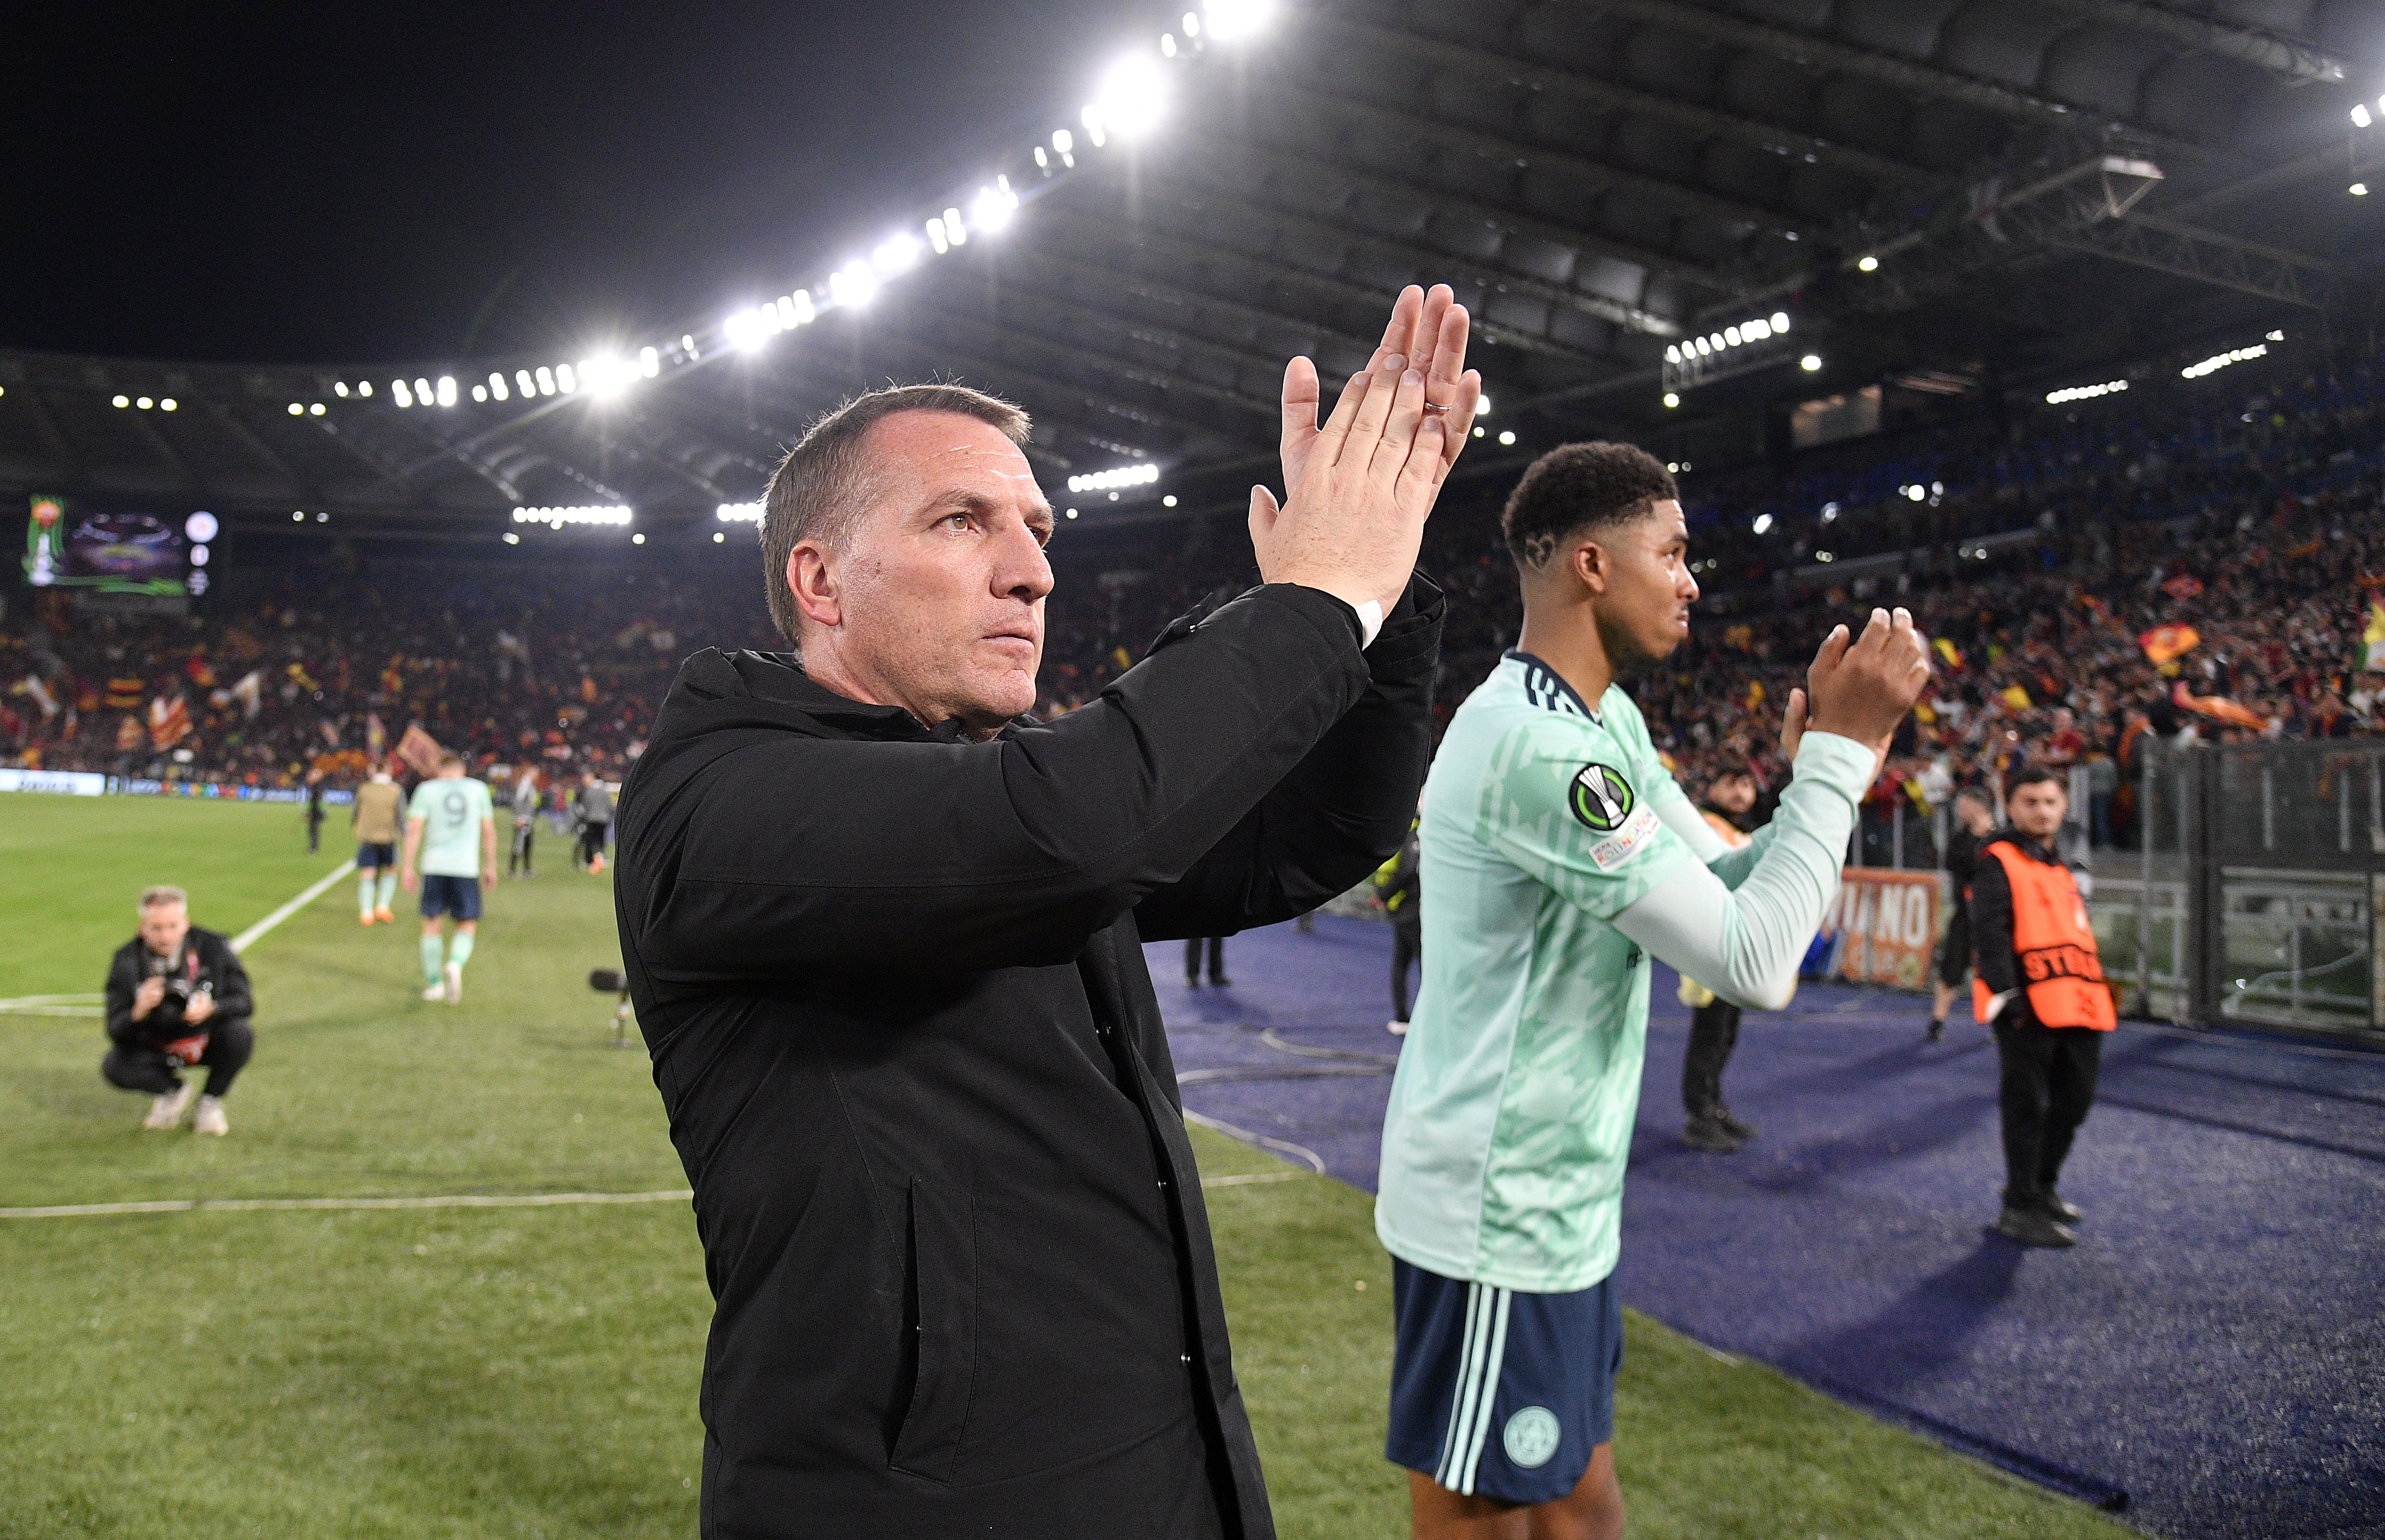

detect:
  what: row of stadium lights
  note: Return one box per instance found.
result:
[2349,92,2385,196]
[1658,312,1818,409]
[224,2,1281,537]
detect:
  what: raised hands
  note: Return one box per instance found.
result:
[1254,284,1485,621]
[1782,607,1932,773]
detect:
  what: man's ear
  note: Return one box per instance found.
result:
[1571,538,1608,596]
[788,542,841,631]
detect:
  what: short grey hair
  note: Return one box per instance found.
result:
[759,383,1031,646]
[139,885,188,911]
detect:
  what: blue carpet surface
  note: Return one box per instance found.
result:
[1149,915,2385,1540]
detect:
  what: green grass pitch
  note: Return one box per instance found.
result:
[0,795,2128,1538]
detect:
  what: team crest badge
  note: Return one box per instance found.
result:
[1568,764,1635,832]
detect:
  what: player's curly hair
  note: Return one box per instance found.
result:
[1500,441,1679,573]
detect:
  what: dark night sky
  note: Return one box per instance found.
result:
[2,1,1144,365]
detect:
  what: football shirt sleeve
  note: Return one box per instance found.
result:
[1480,717,1695,922]
[1609,732,1875,1010]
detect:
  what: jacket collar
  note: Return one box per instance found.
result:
[1990,826,2060,863]
[657,648,999,744]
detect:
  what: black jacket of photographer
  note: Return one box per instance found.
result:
[614,577,1443,1540]
[104,927,252,1045]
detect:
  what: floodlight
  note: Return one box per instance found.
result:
[2355,183,2371,196]
[489,372,509,401]
[972,183,1015,233]
[311,402,327,416]
[1746,318,1771,340]
[190,545,209,567]
[113,394,129,407]
[1800,354,1822,371]
[1752,513,1773,535]
[535,367,556,396]
[1662,391,1680,408]
[185,512,218,541]
[1162,33,1176,56]
[414,377,432,403]
[1477,393,1491,416]
[334,382,350,397]
[356,382,372,397]
[293,511,305,521]
[1724,326,1741,346]
[872,234,922,274]
[724,308,768,351]
[472,385,487,402]
[515,370,536,397]
[1770,311,1791,332]
[1857,255,1879,272]
[943,207,966,245]
[393,381,413,407]
[1665,345,1681,363]
[435,376,457,407]
[639,346,660,378]
[1204,0,1273,41]
[504,532,520,544]
[631,533,645,545]
[159,398,176,411]
[716,502,763,522]
[927,217,950,255]
[2354,104,2373,128]
[583,356,629,396]
[1182,10,1199,37]
[1162,495,1177,507]
[1095,55,1168,138]
[791,291,815,323]
[288,403,303,415]
[831,262,879,308]
[136,396,152,409]
[713,531,725,543]
[554,364,578,394]
[1053,128,1074,155]
[1497,429,1517,446]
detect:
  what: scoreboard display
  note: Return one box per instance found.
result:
[23,496,215,597]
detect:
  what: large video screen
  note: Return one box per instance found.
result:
[23,496,214,596]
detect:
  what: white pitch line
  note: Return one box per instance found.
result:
[0,993,103,1017]
[229,859,356,954]
[2,1171,1298,1220]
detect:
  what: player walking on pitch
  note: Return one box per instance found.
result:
[1374,444,1928,1538]
[399,752,496,1003]
[352,761,405,924]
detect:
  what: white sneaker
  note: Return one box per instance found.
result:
[192,1095,229,1137]
[423,982,448,1002]
[1387,1019,1410,1037]
[443,961,463,1005]
[143,1082,198,1129]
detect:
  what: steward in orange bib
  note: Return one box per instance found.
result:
[1971,766,2112,1248]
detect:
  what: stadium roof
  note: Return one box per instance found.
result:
[3,0,2379,545]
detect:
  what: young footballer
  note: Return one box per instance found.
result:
[1375,443,1927,1538]
[399,753,497,1003]
[352,761,405,923]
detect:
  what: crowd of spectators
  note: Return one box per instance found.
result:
[5,341,2380,847]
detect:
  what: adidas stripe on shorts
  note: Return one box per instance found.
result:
[1385,1257,1623,1504]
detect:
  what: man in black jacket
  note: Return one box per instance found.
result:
[614,284,1482,1540]
[103,885,254,1136]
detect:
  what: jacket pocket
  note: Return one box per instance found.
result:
[890,1175,977,1481]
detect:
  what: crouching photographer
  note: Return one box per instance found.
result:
[102,886,254,1137]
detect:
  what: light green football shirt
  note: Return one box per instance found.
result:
[408,776,494,878]
[1375,652,1745,1293]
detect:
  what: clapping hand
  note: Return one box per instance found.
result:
[1783,607,1932,780]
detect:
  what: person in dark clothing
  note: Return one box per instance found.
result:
[1927,787,1998,1040]
[304,770,326,853]
[1970,767,2115,1248]
[1374,816,1421,1034]
[1679,759,1761,1151]
[612,288,1481,1540]
[103,885,254,1136]
[575,772,614,871]
[1184,935,1230,986]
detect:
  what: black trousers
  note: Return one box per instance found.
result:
[104,1018,254,1100]
[510,822,535,875]
[1184,936,1225,982]
[1993,1015,2102,1203]
[1681,999,1742,1118]
[579,820,609,867]
[1936,904,1973,989]
[1389,918,1422,1022]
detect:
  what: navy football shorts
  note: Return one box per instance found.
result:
[1385,1257,1623,1504]
[356,841,396,870]
[419,873,483,921]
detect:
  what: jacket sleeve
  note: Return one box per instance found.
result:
[104,945,141,1045]
[1970,848,2019,996]
[622,584,1387,983]
[1131,576,1441,942]
[206,933,254,1021]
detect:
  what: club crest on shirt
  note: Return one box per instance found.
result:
[1568,763,1636,832]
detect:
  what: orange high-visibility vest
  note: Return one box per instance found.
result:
[1973,841,2115,1029]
